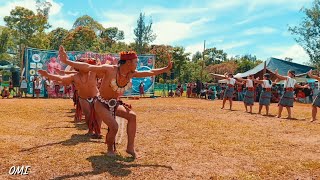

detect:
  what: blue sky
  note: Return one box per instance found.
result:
[0,0,313,64]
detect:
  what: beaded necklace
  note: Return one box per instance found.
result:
[110,67,132,94]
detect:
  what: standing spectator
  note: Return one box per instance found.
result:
[303,86,311,103]
[186,83,191,98]
[59,84,64,98]
[20,77,28,98]
[9,78,15,97]
[54,82,60,98]
[34,77,42,98]
[65,84,72,99]
[139,81,145,97]
[45,78,54,98]
[237,84,243,101]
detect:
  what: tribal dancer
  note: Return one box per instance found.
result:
[253,73,274,116]
[38,58,102,139]
[58,45,172,158]
[307,70,319,122]
[221,73,241,110]
[274,69,309,119]
[235,75,255,113]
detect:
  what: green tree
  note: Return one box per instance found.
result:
[204,47,227,65]
[149,45,173,82]
[4,6,50,65]
[106,42,130,53]
[62,26,98,51]
[100,27,124,50]
[191,51,202,63]
[48,28,68,50]
[233,54,262,73]
[134,13,156,54]
[172,46,190,82]
[289,0,320,66]
[73,15,104,36]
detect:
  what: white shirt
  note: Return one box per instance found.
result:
[34,81,42,89]
[284,77,296,88]
[227,78,236,85]
[262,80,272,88]
[246,79,253,88]
[46,80,54,89]
[20,80,27,88]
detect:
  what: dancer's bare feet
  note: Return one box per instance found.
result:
[126,149,138,158]
[276,115,281,118]
[310,118,317,122]
[107,146,116,157]
[221,107,224,109]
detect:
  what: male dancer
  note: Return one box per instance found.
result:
[58,46,172,158]
[38,58,102,138]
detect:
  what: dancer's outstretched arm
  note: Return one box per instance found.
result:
[58,46,113,74]
[38,70,74,85]
[308,70,320,81]
[273,69,287,80]
[253,77,264,84]
[133,54,172,78]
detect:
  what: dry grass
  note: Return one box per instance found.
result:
[0,98,320,179]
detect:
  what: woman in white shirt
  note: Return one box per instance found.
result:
[20,77,28,98]
[254,73,274,116]
[236,75,255,113]
[221,73,240,110]
[274,70,308,119]
[34,77,42,98]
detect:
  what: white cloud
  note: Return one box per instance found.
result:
[0,0,69,30]
[185,43,204,58]
[67,11,79,17]
[101,12,137,43]
[49,19,73,30]
[220,41,252,50]
[243,27,277,36]
[275,44,309,64]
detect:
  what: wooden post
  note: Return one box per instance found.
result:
[263,61,267,78]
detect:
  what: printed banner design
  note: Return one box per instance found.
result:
[23,47,155,97]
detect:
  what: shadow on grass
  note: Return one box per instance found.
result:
[20,134,102,152]
[51,153,173,179]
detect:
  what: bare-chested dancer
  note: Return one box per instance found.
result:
[58,46,172,158]
[38,58,102,139]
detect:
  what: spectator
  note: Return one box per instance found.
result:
[20,77,28,98]
[303,86,311,103]
[186,83,191,98]
[9,78,15,97]
[175,87,181,97]
[1,86,10,98]
[65,84,72,99]
[207,87,214,100]
[168,89,174,97]
[200,88,207,99]
[139,82,145,97]
[237,84,243,101]
[34,77,42,98]
[45,78,54,98]
[296,89,306,103]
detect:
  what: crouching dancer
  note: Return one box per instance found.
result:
[38,58,102,139]
[58,45,172,158]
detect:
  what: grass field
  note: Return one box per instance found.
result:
[0,98,320,179]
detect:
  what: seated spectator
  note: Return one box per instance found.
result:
[175,88,181,97]
[200,89,207,99]
[1,86,10,99]
[207,88,214,100]
[296,89,306,103]
[168,89,174,97]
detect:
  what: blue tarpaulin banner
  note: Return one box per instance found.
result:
[23,47,155,97]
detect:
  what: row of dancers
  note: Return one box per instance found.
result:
[38,46,172,158]
[219,69,320,122]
